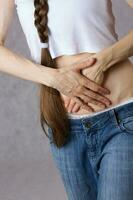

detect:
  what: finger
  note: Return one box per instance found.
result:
[72,103,81,113]
[73,97,94,112]
[79,94,105,108]
[82,76,111,95]
[64,99,71,108]
[79,94,106,108]
[74,58,96,71]
[82,88,111,107]
[88,99,106,108]
[67,99,76,113]
[81,104,95,112]
[60,94,71,107]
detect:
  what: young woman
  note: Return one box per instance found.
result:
[0,0,133,199]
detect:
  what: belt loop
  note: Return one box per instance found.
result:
[109,109,120,125]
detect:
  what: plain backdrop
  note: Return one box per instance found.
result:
[0,0,133,200]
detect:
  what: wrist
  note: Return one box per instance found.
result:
[91,47,113,72]
[36,64,58,88]
[100,47,114,71]
[47,68,59,88]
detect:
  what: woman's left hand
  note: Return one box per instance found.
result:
[81,51,111,84]
[81,57,105,85]
[60,93,81,113]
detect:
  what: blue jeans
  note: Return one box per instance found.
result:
[47,102,133,200]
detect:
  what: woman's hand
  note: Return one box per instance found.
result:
[57,28,133,113]
[60,93,81,113]
[60,52,112,113]
[81,52,111,84]
[52,58,112,112]
[81,59,105,85]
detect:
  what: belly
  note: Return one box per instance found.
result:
[53,53,133,115]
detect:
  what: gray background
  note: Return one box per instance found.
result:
[0,1,133,200]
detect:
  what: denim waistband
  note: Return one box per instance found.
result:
[67,98,133,119]
[68,101,133,132]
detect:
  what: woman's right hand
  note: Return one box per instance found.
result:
[52,58,112,111]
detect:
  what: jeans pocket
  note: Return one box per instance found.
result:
[119,115,133,134]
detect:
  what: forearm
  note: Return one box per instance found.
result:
[81,30,133,85]
[0,45,56,87]
[98,30,133,71]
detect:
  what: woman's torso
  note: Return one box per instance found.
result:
[14,0,133,115]
[54,54,133,115]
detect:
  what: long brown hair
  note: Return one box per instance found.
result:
[34,0,70,147]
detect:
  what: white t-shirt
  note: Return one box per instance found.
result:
[15,0,118,63]
[15,0,133,118]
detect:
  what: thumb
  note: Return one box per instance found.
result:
[75,58,96,71]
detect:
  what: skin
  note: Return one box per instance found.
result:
[127,0,133,8]
[0,0,132,114]
[60,34,133,113]
[0,0,112,112]
[59,0,133,114]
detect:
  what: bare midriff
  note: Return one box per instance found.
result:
[53,52,133,115]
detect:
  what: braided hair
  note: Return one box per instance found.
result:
[34,0,69,147]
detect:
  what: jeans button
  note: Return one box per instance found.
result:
[85,122,91,128]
